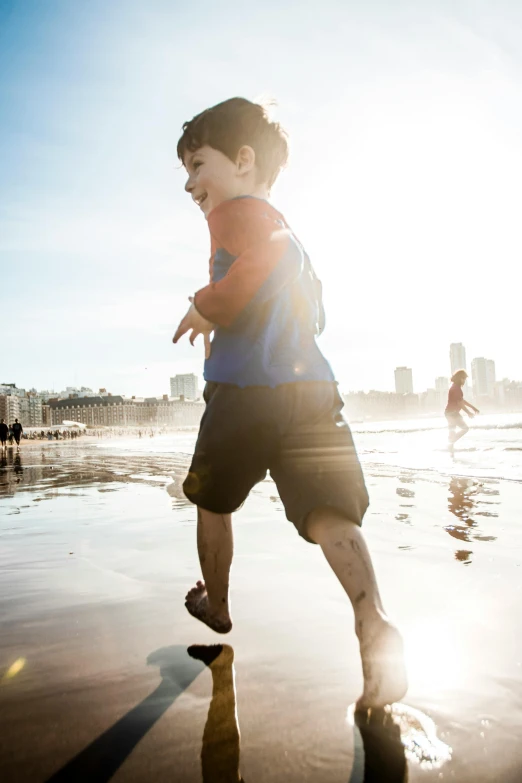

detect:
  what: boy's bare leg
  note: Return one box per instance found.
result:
[306,508,408,709]
[185,508,233,634]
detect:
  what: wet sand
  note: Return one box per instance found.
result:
[1,441,521,782]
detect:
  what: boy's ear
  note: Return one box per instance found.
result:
[236,145,256,175]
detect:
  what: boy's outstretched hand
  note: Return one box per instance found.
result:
[173,297,214,359]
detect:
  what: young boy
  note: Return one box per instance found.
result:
[173,97,407,708]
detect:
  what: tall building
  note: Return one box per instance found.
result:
[487,359,496,396]
[0,394,21,423]
[19,395,44,427]
[394,367,413,395]
[449,343,467,376]
[435,377,449,394]
[61,386,94,398]
[38,390,59,402]
[471,357,496,398]
[0,383,25,398]
[170,373,198,400]
[435,376,449,408]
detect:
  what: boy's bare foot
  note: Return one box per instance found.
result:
[185,581,232,634]
[356,620,408,710]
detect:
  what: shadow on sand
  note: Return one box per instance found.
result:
[45,645,206,782]
[46,644,426,783]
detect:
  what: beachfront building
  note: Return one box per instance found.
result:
[471,357,496,399]
[499,381,522,410]
[42,404,52,427]
[19,394,44,428]
[343,390,420,420]
[435,377,449,394]
[170,373,199,400]
[170,398,204,426]
[0,393,21,423]
[450,343,467,375]
[495,379,510,406]
[141,396,204,426]
[59,386,94,399]
[394,367,413,395]
[38,390,60,402]
[435,376,449,409]
[141,396,173,425]
[49,394,205,428]
[0,383,26,398]
[49,395,131,427]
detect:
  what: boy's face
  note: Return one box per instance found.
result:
[183,145,250,218]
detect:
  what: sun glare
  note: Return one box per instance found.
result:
[403,619,465,693]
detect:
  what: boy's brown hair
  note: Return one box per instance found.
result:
[177,97,288,188]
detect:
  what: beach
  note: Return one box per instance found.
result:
[1,414,522,782]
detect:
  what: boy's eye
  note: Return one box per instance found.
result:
[193,160,202,170]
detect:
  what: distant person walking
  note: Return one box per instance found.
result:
[12,418,23,450]
[445,371,479,449]
[0,418,7,450]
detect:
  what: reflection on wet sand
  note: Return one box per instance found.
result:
[0,450,24,482]
[348,703,451,782]
[348,706,407,783]
[0,445,190,506]
[13,452,23,476]
[41,642,451,783]
[446,478,498,564]
[386,466,504,564]
[188,645,243,783]
[3,442,518,781]
[189,647,451,783]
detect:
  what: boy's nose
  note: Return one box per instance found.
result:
[185,176,194,193]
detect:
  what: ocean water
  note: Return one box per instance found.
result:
[352,412,522,483]
[94,411,522,483]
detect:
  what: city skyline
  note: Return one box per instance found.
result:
[3,345,507,398]
[3,1,522,397]
[2,338,517,404]
[2,335,520,429]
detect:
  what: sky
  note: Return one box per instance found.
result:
[1,0,521,396]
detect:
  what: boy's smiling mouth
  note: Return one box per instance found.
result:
[193,191,208,209]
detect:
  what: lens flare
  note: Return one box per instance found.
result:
[2,658,26,681]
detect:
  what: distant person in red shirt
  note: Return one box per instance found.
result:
[445,370,479,448]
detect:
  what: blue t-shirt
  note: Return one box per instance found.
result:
[194,197,334,388]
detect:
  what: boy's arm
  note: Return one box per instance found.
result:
[193,199,303,328]
[172,297,213,358]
